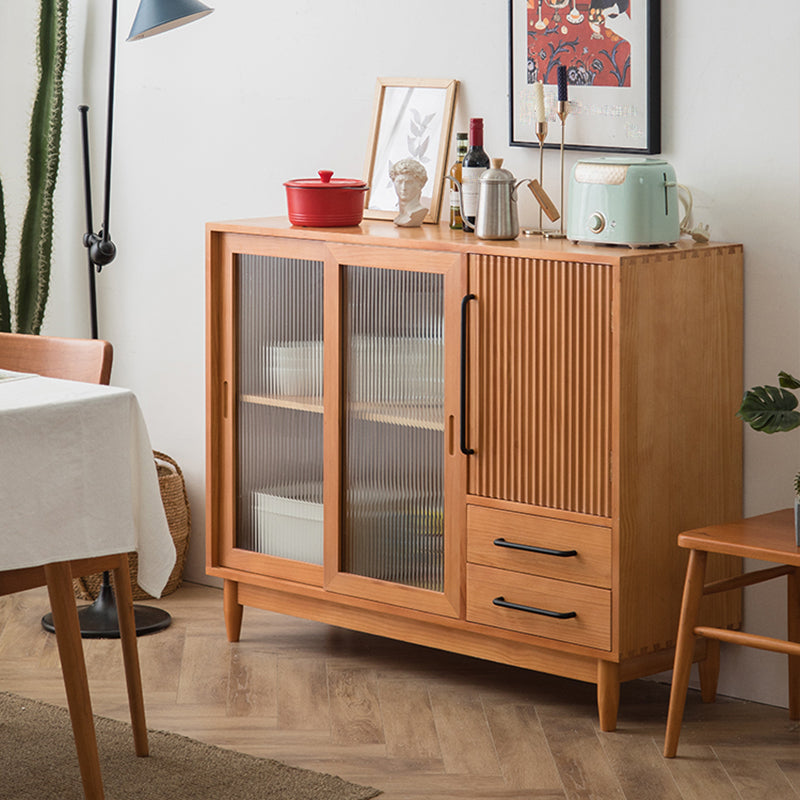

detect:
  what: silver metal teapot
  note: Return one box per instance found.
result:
[446,158,530,240]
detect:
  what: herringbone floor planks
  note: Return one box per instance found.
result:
[2,582,800,799]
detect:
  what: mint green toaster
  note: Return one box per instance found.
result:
[567,157,680,247]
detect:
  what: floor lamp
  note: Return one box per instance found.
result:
[41,0,213,639]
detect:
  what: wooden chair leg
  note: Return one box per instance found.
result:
[788,567,800,720]
[597,660,620,732]
[698,639,720,703]
[44,561,105,800]
[111,556,149,756]
[224,579,244,643]
[664,548,708,758]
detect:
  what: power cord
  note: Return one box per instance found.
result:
[677,184,710,243]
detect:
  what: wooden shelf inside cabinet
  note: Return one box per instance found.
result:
[239,393,444,430]
[350,403,444,431]
[240,393,322,414]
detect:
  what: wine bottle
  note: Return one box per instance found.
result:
[461,118,490,229]
[449,132,468,230]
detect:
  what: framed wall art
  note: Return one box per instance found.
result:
[509,0,660,153]
[363,78,458,224]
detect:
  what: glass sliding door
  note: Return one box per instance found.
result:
[236,253,325,565]
[341,265,445,591]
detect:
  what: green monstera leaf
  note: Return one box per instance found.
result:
[739,372,800,497]
[779,371,800,391]
[737,379,800,434]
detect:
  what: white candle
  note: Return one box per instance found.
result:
[534,80,546,124]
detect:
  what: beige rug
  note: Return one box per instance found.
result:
[0,692,381,800]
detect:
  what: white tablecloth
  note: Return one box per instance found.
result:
[0,372,176,597]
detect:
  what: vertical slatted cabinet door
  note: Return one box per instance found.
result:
[324,245,465,618]
[221,237,326,586]
[468,255,613,519]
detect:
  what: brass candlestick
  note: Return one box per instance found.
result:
[545,100,569,239]
[523,120,549,236]
[536,120,548,233]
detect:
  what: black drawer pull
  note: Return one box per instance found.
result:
[493,538,578,558]
[493,596,577,620]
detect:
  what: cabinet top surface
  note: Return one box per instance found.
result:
[206,217,740,263]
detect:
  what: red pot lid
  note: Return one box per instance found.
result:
[284,170,367,189]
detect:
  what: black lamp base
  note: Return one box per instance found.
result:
[41,580,171,639]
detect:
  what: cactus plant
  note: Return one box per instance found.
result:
[0,180,9,332]
[15,0,69,335]
[0,0,68,335]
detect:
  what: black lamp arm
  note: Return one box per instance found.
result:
[78,106,99,339]
[81,0,118,274]
[101,0,117,247]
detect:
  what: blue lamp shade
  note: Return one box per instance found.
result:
[127,0,213,42]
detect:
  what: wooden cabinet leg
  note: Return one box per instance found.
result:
[597,660,620,732]
[44,561,105,800]
[698,639,720,704]
[112,555,149,756]
[788,567,800,720]
[224,579,244,643]
[664,548,707,758]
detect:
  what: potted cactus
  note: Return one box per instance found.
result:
[737,371,800,544]
[0,0,68,334]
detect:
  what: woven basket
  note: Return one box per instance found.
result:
[73,451,191,601]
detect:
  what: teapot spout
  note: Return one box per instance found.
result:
[443,175,474,231]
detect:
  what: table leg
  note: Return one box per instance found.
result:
[788,567,800,720]
[44,561,105,800]
[664,548,708,758]
[111,556,149,756]
[698,639,720,703]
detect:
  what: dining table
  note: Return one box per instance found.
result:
[0,369,177,799]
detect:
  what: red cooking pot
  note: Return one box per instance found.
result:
[284,170,369,227]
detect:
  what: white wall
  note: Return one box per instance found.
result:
[2,1,798,708]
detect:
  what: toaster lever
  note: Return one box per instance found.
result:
[663,173,674,215]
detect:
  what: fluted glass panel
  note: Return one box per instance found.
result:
[236,253,324,563]
[343,266,445,591]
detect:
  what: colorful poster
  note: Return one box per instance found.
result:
[527,1,632,88]
[510,0,660,152]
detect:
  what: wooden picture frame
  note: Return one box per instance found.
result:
[509,0,661,153]
[363,78,459,224]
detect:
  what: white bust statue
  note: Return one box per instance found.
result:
[390,158,428,227]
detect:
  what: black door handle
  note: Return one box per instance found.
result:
[460,293,476,455]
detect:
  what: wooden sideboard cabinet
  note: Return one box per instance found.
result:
[206,217,744,730]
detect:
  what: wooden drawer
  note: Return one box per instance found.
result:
[467,505,612,588]
[466,563,611,650]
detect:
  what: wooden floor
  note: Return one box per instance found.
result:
[2,582,800,799]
